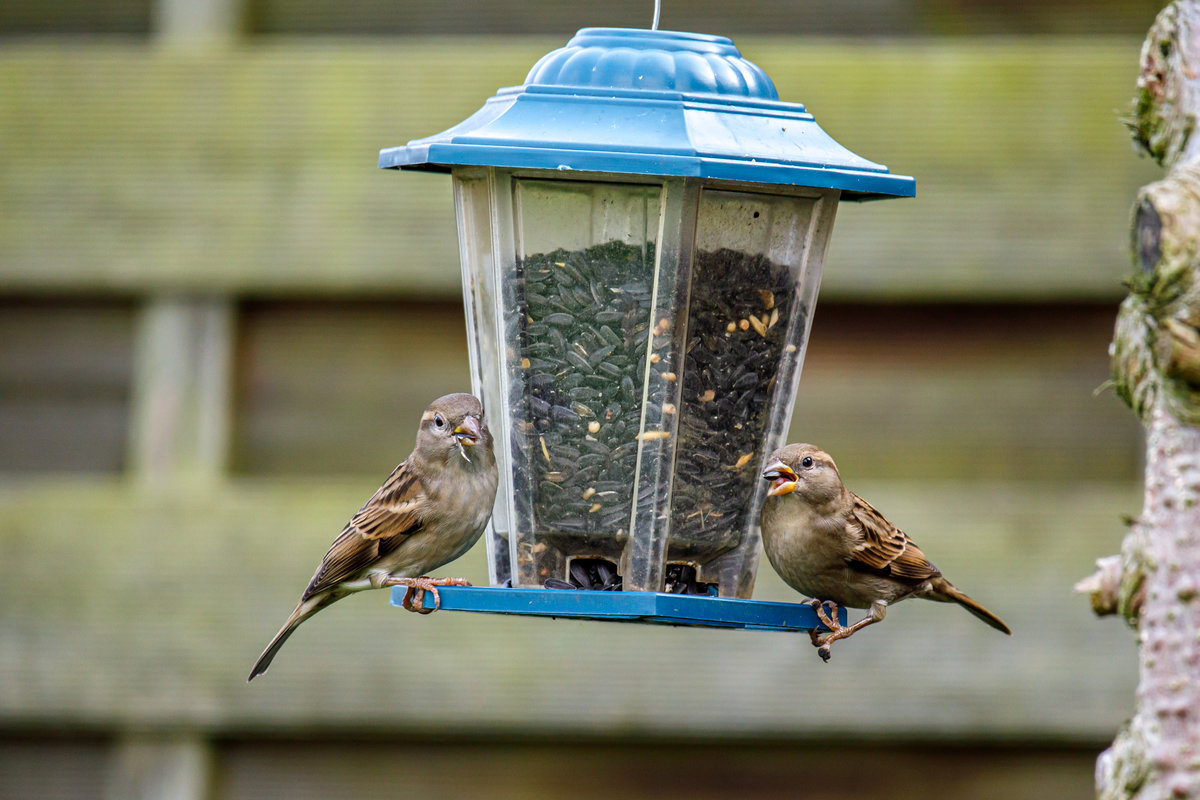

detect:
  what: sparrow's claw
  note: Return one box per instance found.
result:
[805,598,843,644]
[816,600,841,631]
[411,587,437,615]
[804,599,829,645]
[809,599,887,660]
[400,586,416,611]
[399,586,436,614]
[386,576,473,614]
[804,599,851,659]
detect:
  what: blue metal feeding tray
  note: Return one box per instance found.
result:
[390,586,846,632]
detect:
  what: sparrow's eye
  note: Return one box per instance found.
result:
[800,456,814,469]
[433,414,446,429]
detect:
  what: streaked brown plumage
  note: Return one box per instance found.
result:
[760,443,1010,661]
[248,393,497,681]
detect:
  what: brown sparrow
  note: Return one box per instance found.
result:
[248,393,497,681]
[760,443,1010,661]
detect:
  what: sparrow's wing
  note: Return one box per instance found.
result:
[302,460,426,599]
[845,494,940,581]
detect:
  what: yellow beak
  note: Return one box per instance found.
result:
[762,459,798,497]
[453,415,481,446]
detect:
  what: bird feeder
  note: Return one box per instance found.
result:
[379,27,912,628]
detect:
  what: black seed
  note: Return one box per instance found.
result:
[554,267,577,287]
[569,560,592,587]
[551,404,581,422]
[597,362,624,379]
[565,351,592,373]
[548,327,567,355]
[576,453,608,470]
[559,262,585,284]
[573,465,600,485]
[570,386,602,402]
[733,371,759,390]
[583,440,611,456]
[598,325,623,347]
[572,285,593,306]
[579,328,603,350]
[587,343,616,367]
[552,444,582,461]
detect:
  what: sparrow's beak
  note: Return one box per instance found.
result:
[762,460,798,497]
[453,415,481,447]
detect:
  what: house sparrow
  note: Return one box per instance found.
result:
[760,443,1010,662]
[248,392,497,681]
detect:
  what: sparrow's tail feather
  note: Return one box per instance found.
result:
[929,577,1012,635]
[247,593,340,681]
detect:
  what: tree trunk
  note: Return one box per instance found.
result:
[1076,3,1200,798]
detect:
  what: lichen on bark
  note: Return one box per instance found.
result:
[1080,3,1200,798]
[1129,3,1200,168]
[1115,165,1200,426]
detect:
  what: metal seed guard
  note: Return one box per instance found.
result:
[379,27,913,629]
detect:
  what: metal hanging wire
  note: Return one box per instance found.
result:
[652,0,660,30]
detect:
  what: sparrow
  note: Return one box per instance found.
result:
[760,443,1010,662]
[248,392,498,681]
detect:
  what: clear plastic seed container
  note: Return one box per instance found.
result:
[454,170,835,598]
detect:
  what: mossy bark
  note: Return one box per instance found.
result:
[1078,3,1200,797]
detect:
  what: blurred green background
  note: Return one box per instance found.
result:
[0,0,1162,797]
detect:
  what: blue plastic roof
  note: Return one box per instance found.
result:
[379,28,914,201]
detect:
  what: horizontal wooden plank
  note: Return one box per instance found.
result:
[211,739,1103,800]
[0,38,1158,299]
[250,0,1154,37]
[0,737,112,800]
[0,735,1103,800]
[0,300,135,473]
[223,300,1141,481]
[230,300,472,474]
[0,477,1139,739]
[793,302,1143,481]
[0,0,1158,37]
[0,299,1138,480]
